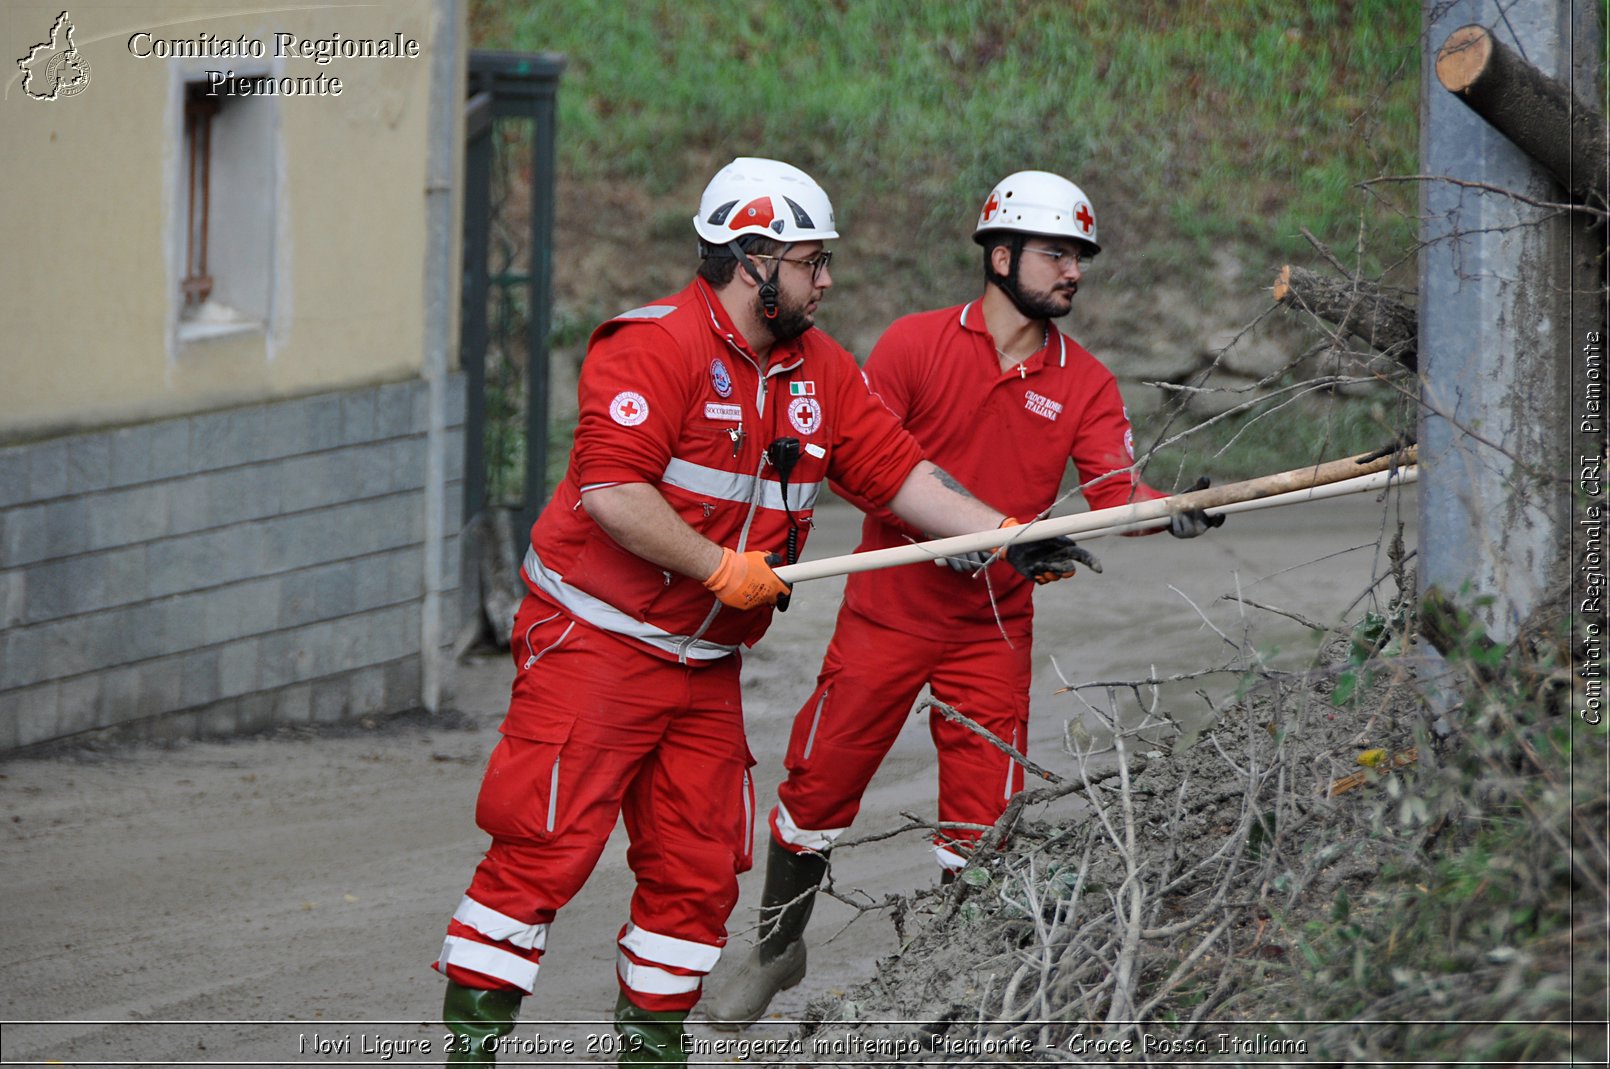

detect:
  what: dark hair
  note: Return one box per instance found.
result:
[698,235,786,286]
[981,233,1023,286]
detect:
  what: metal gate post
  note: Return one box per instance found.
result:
[1417,2,1602,642]
[464,50,567,542]
[522,64,562,541]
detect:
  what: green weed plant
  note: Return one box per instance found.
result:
[1272,596,1606,1064]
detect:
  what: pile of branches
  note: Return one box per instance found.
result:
[788,589,1603,1066]
[794,665,1407,1064]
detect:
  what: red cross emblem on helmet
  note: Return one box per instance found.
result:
[981,192,1001,222]
[1075,202,1095,234]
[731,196,776,232]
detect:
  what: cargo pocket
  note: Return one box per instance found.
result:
[735,744,757,873]
[564,533,667,620]
[475,727,577,843]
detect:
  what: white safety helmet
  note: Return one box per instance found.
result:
[972,170,1100,255]
[693,157,839,247]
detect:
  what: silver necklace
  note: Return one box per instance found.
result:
[996,324,1049,378]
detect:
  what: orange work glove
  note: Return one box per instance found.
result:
[703,547,791,610]
[989,517,1024,563]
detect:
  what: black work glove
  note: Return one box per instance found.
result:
[766,552,793,613]
[1004,536,1103,585]
[1169,475,1226,539]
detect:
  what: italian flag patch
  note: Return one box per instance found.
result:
[790,381,816,396]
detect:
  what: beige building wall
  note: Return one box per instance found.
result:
[2,0,448,441]
[0,0,470,750]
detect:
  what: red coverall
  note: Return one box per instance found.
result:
[772,301,1165,868]
[435,277,925,1012]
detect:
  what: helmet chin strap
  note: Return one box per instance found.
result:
[985,235,1044,320]
[728,239,791,320]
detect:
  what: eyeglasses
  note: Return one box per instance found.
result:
[1021,246,1085,270]
[749,250,833,282]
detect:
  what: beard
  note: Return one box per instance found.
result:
[1006,278,1076,321]
[759,290,817,344]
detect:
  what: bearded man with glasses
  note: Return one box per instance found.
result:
[430,157,1036,1065]
[706,170,1224,1031]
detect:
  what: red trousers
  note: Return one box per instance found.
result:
[773,602,1032,868]
[435,597,756,1012]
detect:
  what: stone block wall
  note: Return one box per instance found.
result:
[0,377,466,750]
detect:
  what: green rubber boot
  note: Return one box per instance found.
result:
[702,838,828,1030]
[442,981,522,1066]
[614,991,690,1065]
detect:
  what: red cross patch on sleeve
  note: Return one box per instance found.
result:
[609,391,650,426]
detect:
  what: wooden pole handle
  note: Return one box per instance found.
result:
[775,446,1416,585]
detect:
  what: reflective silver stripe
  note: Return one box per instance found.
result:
[619,923,722,972]
[452,896,548,951]
[742,769,754,849]
[801,687,830,760]
[772,800,845,853]
[1056,330,1067,367]
[522,546,738,661]
[662,457,821,513]
[437,935,539,992]
[1004,727,1019,800]
[616,304,677,320]
[546,757,561,833]
[617,951,702,995]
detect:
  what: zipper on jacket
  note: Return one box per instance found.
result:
[729,374,774,560]
[522,614,571,670]
[676,352,796,663]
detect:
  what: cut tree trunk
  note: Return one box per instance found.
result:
[1436,23,1609,210]
[1273,265,1418,371]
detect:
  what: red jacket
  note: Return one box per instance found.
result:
[523,277,926,663]
[834,301,1164,637]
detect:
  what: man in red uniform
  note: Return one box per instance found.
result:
[431,158,1039,1066]
[705,170,1223,1029]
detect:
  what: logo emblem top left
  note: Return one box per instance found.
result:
[18,12,91,101]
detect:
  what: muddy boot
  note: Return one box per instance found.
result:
[703,838,828,1031]
[442,980,522,1066]
[614,991,689,1065]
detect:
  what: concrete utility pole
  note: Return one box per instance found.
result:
[1418,1,1605,643]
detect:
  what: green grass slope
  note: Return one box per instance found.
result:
[474,0,1420,282]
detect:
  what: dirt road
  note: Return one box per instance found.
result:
[0,489,1415,1066]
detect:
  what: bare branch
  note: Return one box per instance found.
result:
[919,697,1065,785]
[1362,173,1606,219]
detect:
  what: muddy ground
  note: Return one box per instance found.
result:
[0,489,1415,1066]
